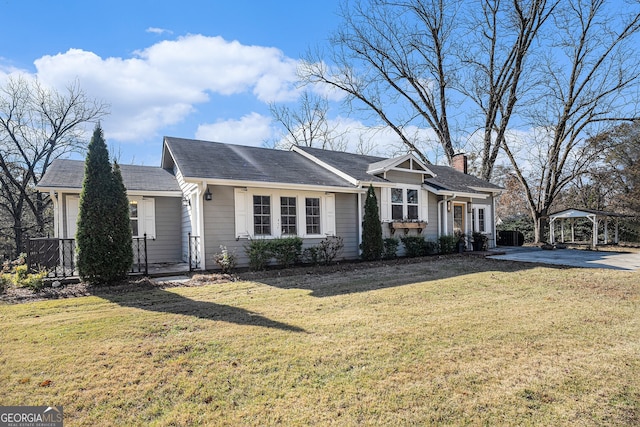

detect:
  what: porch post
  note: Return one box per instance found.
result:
[357,190,363,255]
[549,217,555,244]
[591,216,598,247]
[615,219,619,244]
[443,198,448,235]
[604,217,609,244]
[50,191,60,238]
[198,181,207,271]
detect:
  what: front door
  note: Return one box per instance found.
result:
[453,203,465,236]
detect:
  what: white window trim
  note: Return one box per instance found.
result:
[472,204,490,234]
[129,196,156,239]
[65,195,156,239]
[234,188,336,239]
[382,185,428,223]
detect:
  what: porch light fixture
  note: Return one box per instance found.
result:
[204,189,212,201]
[467,203,473,213]
[447,201,451,212]
[182,197,190,207]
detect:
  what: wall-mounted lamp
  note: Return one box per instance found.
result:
[447,200,452,212]
[467,203,473,213]
[182,196,191,207]
[204,189,212,201]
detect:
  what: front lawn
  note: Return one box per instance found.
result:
[1,257,638,425]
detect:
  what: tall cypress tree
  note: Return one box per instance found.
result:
[361,184,383,260]
[76,126,132,284]
[110,162,133,276]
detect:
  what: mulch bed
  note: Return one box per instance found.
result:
[1,253,487,305]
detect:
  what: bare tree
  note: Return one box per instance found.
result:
[460,0,557,180]
[0,76,108,256]
[301,0,456,165]
[502,0,640,242]
[269,91,349,151]
[586,121,640,215]
[300,0,555,177]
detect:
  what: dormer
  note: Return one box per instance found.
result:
[367,153,436,185]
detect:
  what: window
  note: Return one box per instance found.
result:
[472,205,489,233]
[128,198,156,238]
[391,188,419,220]
[391,188,403,220]
[407,189,418,220]
[130,201,139,236]
[306,197,321,234]
[453,204,464,234]
[477,208,486,232]
[253,195,271,235]
[281,197,297,235]
[235,189,335,238]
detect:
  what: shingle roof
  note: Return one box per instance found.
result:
[294,146,389,183]
[38,159,181,193]
[425,165,502,193]
[296,146,501,193]
[163,137,356,188]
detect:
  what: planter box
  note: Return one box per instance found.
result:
[389,221,427,234]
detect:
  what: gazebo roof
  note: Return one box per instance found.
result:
[549,208,630,247]
[549,208,630,220]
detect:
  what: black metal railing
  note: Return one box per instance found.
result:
[27,235,149,278]
[27,238,76,278]
[131,234,149,276]
[188,233,201,271]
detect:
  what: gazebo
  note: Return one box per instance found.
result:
[548,208,628,247]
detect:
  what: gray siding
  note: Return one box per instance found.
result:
[175,167,197,262]
[203,185,241,269]
[146,196,183,263]
[424,192,439,242]
[335,193,359,260]
[384,170,424,185]
[202,186,362,269]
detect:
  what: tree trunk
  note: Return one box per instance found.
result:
[12,218,23,258]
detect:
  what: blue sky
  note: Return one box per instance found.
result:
[0,0,352,165]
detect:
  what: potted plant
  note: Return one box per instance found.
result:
[455,230,466,253]
[471,231,488,252]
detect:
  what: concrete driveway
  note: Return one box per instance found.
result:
[487,246,640,271]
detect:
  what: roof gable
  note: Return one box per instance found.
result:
[366,153,435,177]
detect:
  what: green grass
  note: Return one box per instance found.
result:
[1,257,639,426]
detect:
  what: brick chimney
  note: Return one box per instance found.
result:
[452,153,468,174]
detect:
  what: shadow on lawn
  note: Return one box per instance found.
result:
[251,255,549,298]
[92,286,306,333]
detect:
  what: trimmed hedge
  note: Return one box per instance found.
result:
[400,236,439,257]
[246,237,303,270]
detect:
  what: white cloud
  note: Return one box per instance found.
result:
[146,27,173,35]
[31,35,301,142]
[195,112,275,146]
